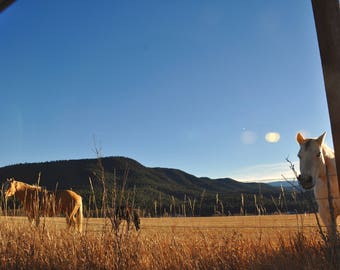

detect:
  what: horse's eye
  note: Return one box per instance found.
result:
[316,152,321,158]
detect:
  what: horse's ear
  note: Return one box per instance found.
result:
[296,133,305,145]
[317,132,326,146]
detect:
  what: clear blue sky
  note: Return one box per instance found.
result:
[0,1,331,182]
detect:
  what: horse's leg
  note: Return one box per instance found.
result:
[121,209,131,232]
[125,212,131,232]
[68,214,76,228]
[27,213,35,226]
[133,210,140,231]
[319,204,336,239]
[75,201,83,233]
[67,204,80,230]
[65,213,72,230]
[113,217,122,231]
[35,215,40,227]
[28,209,40,227]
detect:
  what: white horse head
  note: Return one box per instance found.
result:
[296,132,340,239]
[296,132,327,189]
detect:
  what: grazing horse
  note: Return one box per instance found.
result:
[113,206,140,231]
[296,132,340,235]
[3,178,83,232]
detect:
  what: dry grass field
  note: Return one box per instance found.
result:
[0,214,337,269]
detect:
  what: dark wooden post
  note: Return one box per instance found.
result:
[311,0,340,190]
[0,0,16,13]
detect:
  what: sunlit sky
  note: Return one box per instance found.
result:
[0,1,332,182]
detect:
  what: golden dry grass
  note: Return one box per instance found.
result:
[0,214,336,269]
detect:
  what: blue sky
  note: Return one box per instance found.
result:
[0,1,332,182]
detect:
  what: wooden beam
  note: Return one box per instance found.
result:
[311,0,340,190]
[0,0,16,13]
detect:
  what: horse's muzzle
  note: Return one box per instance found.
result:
[297,175,314,190]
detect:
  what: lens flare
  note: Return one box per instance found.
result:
[265,132,280,143]
[241,130,257,144]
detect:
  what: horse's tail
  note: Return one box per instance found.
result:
[76,196,83,233]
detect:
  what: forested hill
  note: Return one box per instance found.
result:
[0,157,298,216]
[0,156,278,193]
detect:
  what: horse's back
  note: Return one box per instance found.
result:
[57,190,82,201]
[54,190,82,212]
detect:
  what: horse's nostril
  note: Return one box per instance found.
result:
[297,174,314,190]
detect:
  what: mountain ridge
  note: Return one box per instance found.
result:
[0,156,303,216]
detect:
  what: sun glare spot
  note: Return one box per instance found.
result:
[265,132,280,143]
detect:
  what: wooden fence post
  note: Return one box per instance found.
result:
[0,0,16,13]
[311,0,340,191]
[311,2,340,263]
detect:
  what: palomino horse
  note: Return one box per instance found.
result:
[3,178,83,232]
[112,206,140,231]
[297,132,340,235]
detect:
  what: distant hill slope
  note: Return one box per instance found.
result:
[0,156,279,193]
[0,156,303,216]
[267,180,299,189]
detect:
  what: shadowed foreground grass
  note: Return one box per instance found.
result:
[0,215,335,270]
